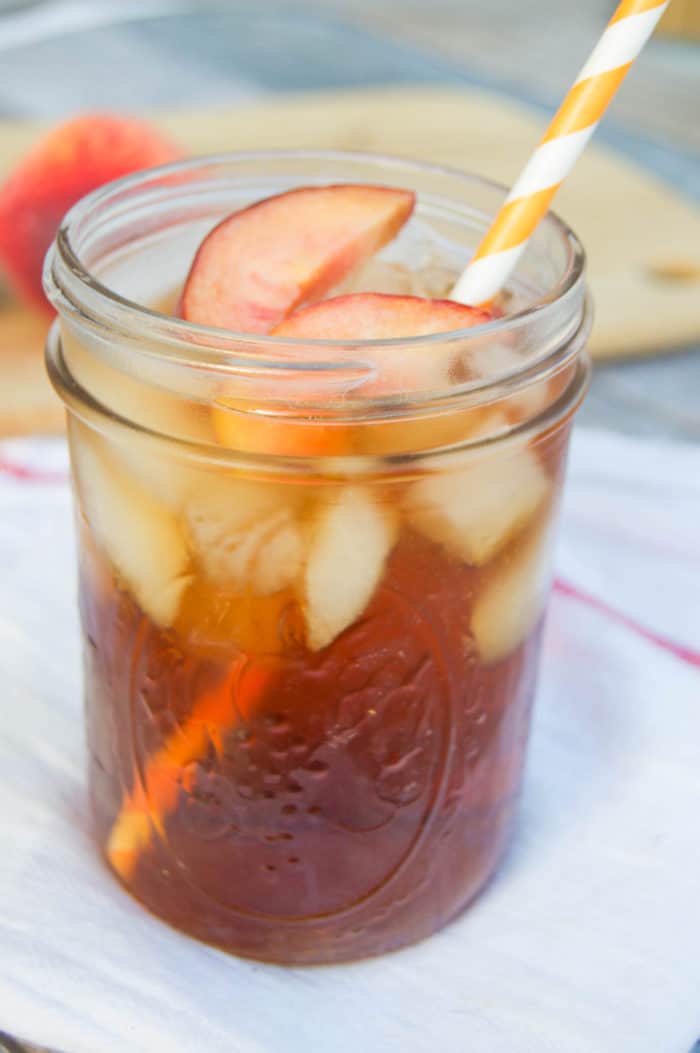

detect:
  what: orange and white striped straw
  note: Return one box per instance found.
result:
[452,0,671,307]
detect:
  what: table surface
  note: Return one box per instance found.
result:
[0,6,698,1051]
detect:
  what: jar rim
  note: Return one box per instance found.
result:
[44,149,587,364]
[45,148,591,464]
[46,319,592,476]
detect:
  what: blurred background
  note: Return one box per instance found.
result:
[0,0,698,439]
[1,0,698,145]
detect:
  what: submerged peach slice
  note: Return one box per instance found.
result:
[211,401,358,459]
[181,185,415,334]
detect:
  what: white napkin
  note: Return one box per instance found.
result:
[0,429,698,1053]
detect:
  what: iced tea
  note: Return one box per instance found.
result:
[45,153,590,962]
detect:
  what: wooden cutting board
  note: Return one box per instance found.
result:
[1,86,699,437]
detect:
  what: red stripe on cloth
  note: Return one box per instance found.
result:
[0,457,69,484]
[554,577,700,670]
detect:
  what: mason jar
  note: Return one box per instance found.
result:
[44,152,590,963]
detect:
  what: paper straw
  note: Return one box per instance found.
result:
[452,0,671,307]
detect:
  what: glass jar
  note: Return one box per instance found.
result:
[45,152,590,963]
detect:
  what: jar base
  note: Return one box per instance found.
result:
[101,810,517,966]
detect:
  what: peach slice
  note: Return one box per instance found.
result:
[273,292,490,342]
[277,292,492,455]
[211,400,358,459]
[274,291,490,396]
[71,433,193,627]
[181,185,415,333]
[210,293,491,458]
[304,488,397,650]
[404,440,550,566]
[0,114,182,311]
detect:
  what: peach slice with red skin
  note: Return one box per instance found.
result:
[273,292,491,341]
[180,185,415,334]
[275,290,491,400]
[213,293,492,457]
[0,114,183,311]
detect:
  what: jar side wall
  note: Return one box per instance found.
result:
[70,400,571,961]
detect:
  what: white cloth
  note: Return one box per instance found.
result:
[0,429,698,1053]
